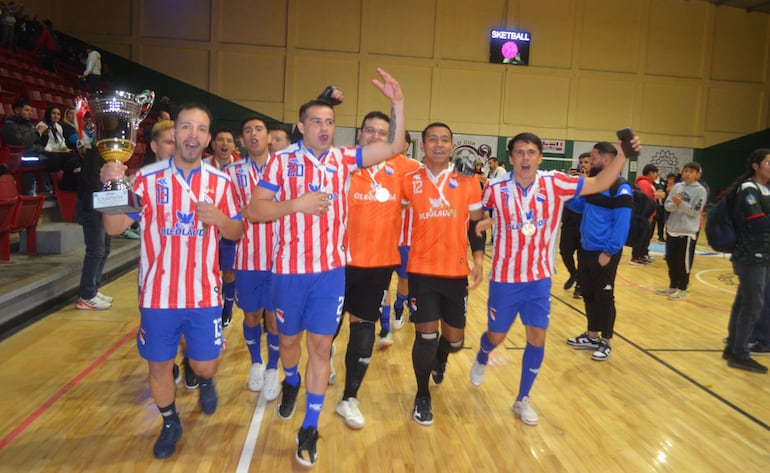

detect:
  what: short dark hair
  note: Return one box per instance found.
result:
[176,102,213,124]
[507,132,543,154]
[359,111,390,130]
[488,157,498,163]
[240,115,269,133]
[578,152,592,160]
[593,141,618,157]
[642,164,659,176]
[299,99,334,122]
[682,161,701,173]
[212,128,234,141]
[271,124,291,137]
[421,122,453,141]
[12,99,30,111]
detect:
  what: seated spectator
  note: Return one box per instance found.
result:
[0,98,49,193]
[60,107,79,151]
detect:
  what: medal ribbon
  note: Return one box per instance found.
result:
[507,175,539,226]
[426,164,453,208]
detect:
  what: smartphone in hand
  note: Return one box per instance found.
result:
[616,128,639,159]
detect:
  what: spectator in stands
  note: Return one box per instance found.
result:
[0,1,18,50]
[486,157,506,180]
[60,107,78,150]
[79,46,101,93]
[143,119,174,168]
[1,98,48,193]
[39,105,71,159]
[33,19,57,72]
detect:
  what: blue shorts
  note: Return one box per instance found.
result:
[137,307,223,362]
[271,267,345,337]
[235,270,274,313]
[487,279,552,332]
[219,238,237,271]
[395,245,410,279]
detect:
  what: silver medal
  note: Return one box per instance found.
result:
[521,221,536,237]
[375,187,390,202]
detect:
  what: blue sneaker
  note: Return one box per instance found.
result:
[153,419,182,459]
[199,379,218,415]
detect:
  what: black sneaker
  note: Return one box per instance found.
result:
[172,364,181,385]
[153,418,182,459]
[722,346,734,361]
[566,331,599,349]
[295,426,319,467]
[412,396,433,426]
[182,357,199,389]
[572,284,582,299]
[222,308,232,328]
[431,360,447,385]
[278,377,300,420]
[199,378,218,415]
[563,274,576,290]
[727,357,768,373]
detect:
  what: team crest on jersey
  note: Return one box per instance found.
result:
[325,164,338,174]
[536,193,546,202]
[275,308,285,324]
[448,177,458,189]
[746,194,757,205]
[384,165,394,175]
[160,210,205,236]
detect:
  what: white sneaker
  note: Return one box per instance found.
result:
[655,288,676,296]
[667,289,686,300]
[392,313,406,330]
[513,396,539,426]
[96,292,113,303]
[262,368,280,401]
[247,363,265,392]
[378,331,394,350]
[76,296,111,310]
[470,360,486,386]
[335,397,365,429]
[329,343,336,385]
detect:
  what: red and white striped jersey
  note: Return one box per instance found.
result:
[225,157,273,271]
[203,155,240,171]
[484,170,583,283]
[258,142,361,274]
[131,160,240,308]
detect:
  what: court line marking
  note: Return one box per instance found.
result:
[552,294,769,432]
[695,268,737,294]
[235,391,268,472]
[0,325,140,450]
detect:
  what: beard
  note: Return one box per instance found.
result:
[588,166,601,177]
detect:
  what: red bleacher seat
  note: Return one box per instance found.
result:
[0,174,45,260]
[0,197,18,262]
[49,172,78,223]
[2,145,47,195]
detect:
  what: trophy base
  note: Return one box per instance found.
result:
[93,189,142,214]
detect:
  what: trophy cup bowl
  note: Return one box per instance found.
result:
[89,90,154,214]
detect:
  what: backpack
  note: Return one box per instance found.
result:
[609,178,657,247]
[705,197,735,253]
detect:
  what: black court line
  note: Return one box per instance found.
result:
[552,293,770,432]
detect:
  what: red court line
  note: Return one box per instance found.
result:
[0,324,139,451]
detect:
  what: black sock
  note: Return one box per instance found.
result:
[412,331,438,398]
[158,402,179,423]
[343,321,375,400]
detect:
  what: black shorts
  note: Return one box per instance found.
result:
[344,265,397,322]
[407,273,468,328]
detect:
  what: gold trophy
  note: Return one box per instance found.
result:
[84,90,154,214]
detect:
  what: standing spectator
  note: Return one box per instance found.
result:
[560,152,591,297]
[99,104,243,458]
[268,125,291,154]
[631,164,665,265]
[141,110,171,166]
[486,157,506,180]
[244,69,405,468]
[0,1,17,50]
[723,149,770,373]
[80,47,101,93]
[656,162,706,300]
[653,174,667,241]
[33,20,57,72]
[566,142,633,361]
[470,132,636,425]
[400,122,485,426]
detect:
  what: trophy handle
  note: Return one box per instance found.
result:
[134,90,155,122]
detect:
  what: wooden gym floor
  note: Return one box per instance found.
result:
[0,242,768,472]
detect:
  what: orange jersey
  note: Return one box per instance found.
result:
[347,154,420,267]
[401,166,483,277]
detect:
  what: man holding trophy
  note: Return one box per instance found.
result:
[99,99,243,459]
